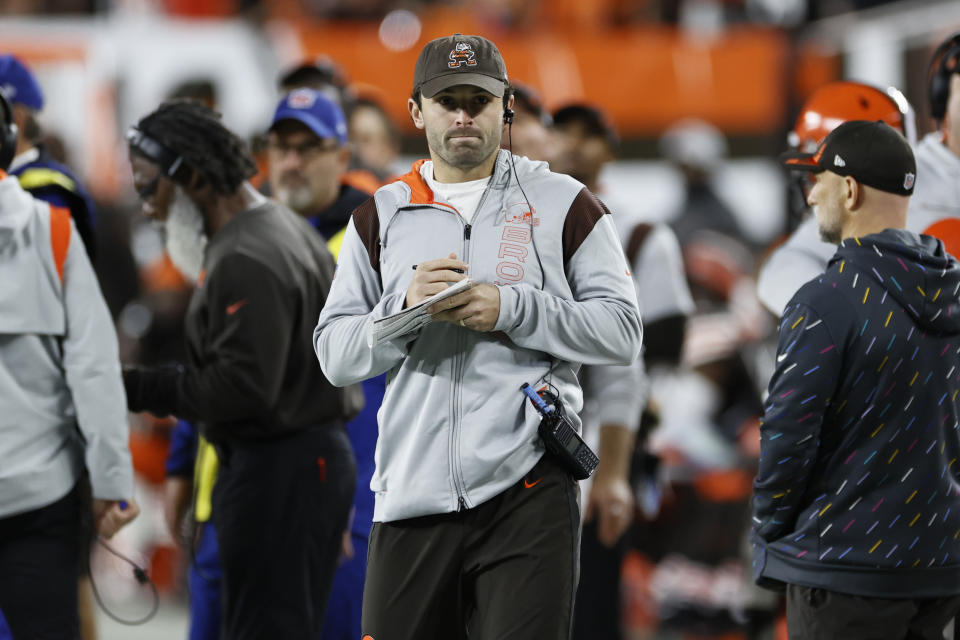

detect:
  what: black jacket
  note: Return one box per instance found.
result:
[307,184,370,241]
[752,229,960,597]
[125,200,362,442]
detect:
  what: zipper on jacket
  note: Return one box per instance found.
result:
[448,164,498,513]
[449,219,473,511]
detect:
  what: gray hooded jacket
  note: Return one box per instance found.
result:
[314,151,642,522]
[0,174,132,517]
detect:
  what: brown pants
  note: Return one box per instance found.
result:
[361,454,581,640]
[787,584,960,640]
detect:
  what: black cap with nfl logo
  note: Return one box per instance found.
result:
[413,33,509,98]
[780,120,916,196]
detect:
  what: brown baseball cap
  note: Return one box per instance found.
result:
[413,33,509,98]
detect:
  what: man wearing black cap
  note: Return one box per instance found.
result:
[751,120,960,638]
[315,34,642,639]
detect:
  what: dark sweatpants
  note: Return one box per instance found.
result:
[212,425,355,640]
[361,454,581,640]
[786,584,960,640]
[0,483,82,640]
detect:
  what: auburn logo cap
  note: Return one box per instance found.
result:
[413,33,509,98]
[779,119,917,196]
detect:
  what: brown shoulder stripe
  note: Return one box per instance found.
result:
[625,222,654,267]
[562,188,608,264]
[351,197,380,274]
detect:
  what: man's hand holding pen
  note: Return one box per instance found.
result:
[406,252,501,332]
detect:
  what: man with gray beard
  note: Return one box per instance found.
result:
[267,87,381,640]
[267,88,370,248]
[121,99,362,639]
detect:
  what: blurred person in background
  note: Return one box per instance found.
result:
[121,99,361,639]
[268,88,370,243]
[0,53,125,640]
[752,120,960,640]
[347,95,403,182]
[163,417,221,640]
[315,33,642,639]
[268,87,382,640]
[501,82,554,162]
[613,118,766,637]
[660,118,745,249]
[167,86,382,640]
[279,56,353,109]
[759,29,960,319]
[0,91,139,639]
[550,102,694,640]
[278,58,382,195]
[919,30,960,254]
[757,81,917,317]
[0,54,98,261]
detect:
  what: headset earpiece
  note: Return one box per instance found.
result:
[928,32,960,122]
[503,107,514,125]
[0,92,19,172]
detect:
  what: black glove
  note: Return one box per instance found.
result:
[122,364,182,415]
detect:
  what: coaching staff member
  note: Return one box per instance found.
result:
[122,100,361,639]
[0,91,138,639]
[314,34,642,639]
[752,121,960,638]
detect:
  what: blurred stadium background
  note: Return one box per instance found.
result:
[1,0,958,637]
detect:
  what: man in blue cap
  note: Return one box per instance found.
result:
[268,87,381,640]
[266,88,370,245]
[0,55,98,261]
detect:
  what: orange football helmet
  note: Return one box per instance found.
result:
[787,81,916,153]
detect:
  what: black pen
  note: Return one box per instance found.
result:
[412,264,465,274]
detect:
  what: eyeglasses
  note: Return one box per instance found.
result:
[267,139,340,159]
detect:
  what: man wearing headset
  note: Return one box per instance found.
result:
[0,91,138,639]
[121,100,361,639]
[913,30,960,256]
[314,33,642,639]
[0,55,99,261]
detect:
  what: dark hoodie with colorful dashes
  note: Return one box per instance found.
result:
[751,228,960,597]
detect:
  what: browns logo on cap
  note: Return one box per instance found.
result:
[413,33,508,98]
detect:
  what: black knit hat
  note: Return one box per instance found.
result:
[780,120,916,196]
[413,33,508,98]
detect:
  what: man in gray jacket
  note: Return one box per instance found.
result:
[0,93,137,638]
[314,33,642,639]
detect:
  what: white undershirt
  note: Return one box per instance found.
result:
[420,160,490,224]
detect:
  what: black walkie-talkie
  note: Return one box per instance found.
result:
[520,383,599,480]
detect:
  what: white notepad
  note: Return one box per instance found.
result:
[366,278,474,348]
